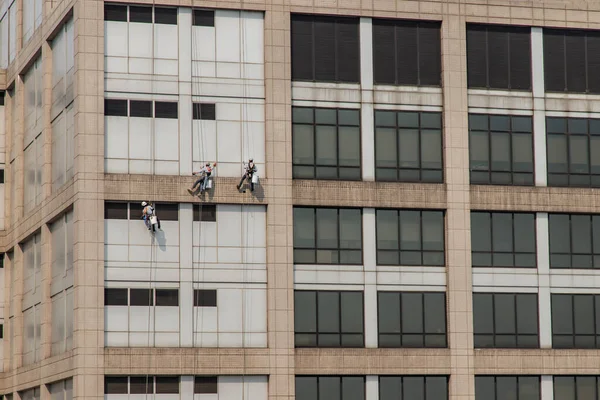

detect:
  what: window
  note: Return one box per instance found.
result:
[549,213,600,269]
[48,379,73,400]
[467,24,531,90]
[554,376,600,400]
[193,10,214,27]
[129,100,152,118]
[193,103,216,120]
[292,107,361,180]
[129,377,153,394]
[193,204,216,222]
[473,293,539,348]
[546,117,600,187]
[544,29,600,93]
[19,388,40,400]
[155,377,179,394]
[551,294,600,349]
[372,19,441,86]
[194,377,217,394]
[104,377,128,394]
[104,99,127,116]
[376,209,444,266]
[130,288,153,306]
[0,324,3,339]
[156,203,179,220]
[293,207,362,265]
[475,376,540,400]
[104,4,127,21]
[291,14,360,83]
[377,292,446,348]
[154,8,177,25]
[194,289,217,307]
[105,288,128,306]
[379,376,448,400]
[471,212,536,268]
[294,290,364,348]
[374,110,443,182]
[129,6,152,23]
[22,0,42,43]
[155,101,178,119]
[104,202,128,219]
[469,114,534,185]
[0,169,5,183]
[105,4,178,24]
[155,289,178,306]
[296,376,365,400]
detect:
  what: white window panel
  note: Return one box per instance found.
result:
[154,24,178,60]
[128,23,152,58]
[105,21,128,57]
[215,11,240,63]
[241,12,263,64]
[128,118,151,160]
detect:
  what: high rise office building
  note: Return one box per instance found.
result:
[0,0,597,399]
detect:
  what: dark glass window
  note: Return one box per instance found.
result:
[193,204,216,222]
[0,324,3,339]
[129,6,152,23]
[295,376,365,400]
[104,202,128,219]
[551,294,600,348]
[130,377,153,394]
[292,107,361,180]
[294,290,364,348]
[155,289,179,306]
[104,288,128,306]
[194,289,217,307]
[475,376,540,400]
[193,103,216,120]
[467,24,531,90]
[0,169,5,183]
[377,292,446,348]
[374,110,443,183]
[379,376,448,400]
[0,253,4,268]
[154,102,178,119]
[376,209,444,266]
[473,293,539,348]
[156,203,179,221]
[104,377,128,394]
[155,377,179,394]
[154,7,177,25]
[194,377,217,394]
[549,213,600,269]
[0,91,4,106]
[471,212,536,268]
[293,207,362,265]
[130,288,154,306]
[554,376,600,400]
[291,15,360,83]
[193,10,214,27]
[372,19,441,86]
[469,114,534,185]
[104,99,128,117]
[129,100,153,118]
[544,29,600,94]
[104,4,127,22]
[546,117,600,187]
[129,203,143,220]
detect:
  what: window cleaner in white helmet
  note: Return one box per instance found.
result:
[141,201,159,231]
[188,162,216,195]
[237,158,257,192]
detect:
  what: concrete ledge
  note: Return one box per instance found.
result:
[294,348,451,375]
[1,351,75,393]
[104,348,271,375]
[475,349,600,374]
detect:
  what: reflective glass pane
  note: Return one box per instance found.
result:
[422,212,444,251]
[377,210,399,250]
[294,291,316,333]
[471,212,492,252]
[293,125,314,165]
[570,135,590,173]
[379,377,401,400]
[401,293,423,334]
[338,127,360,167]
[315,126,337,166]
[339,209,361,249]
[398,112,419,128]
[400,211,421,250]
[496,376,517,400]
[341,292,363,333]
[315,108,336,124]
[470,130,489,171]
[421,112,441,129]
[338,109,360,126]
[473,294,493,334]
[376,128,397,168]
[576,377,596,400]
[403,377,424,400]
[512,116,533,132]
[316,209,338,249]
[425,377,447,400]
[469,114,489,130]
[318,292,340,333]
[554,377,575,400]
[341,377,364,400]
[512,133,533,172]
[318,377,340,400]
[378,292,401,334]
[569,118,588,134]
[552,294,573,335]
[494,294,516,334]
[518,377,540,400]
[294,208,315,248]
[574,295,595,335]
[549,214,571,254]
[490,115,510,131]
[424,293,446,334]
[572,215,592,254]
[398,129,420,168]
[516,294,538,335]
[492,213,513,252]
[421,130,442,170]
[490,131,511,171]
[547,135,568,173]
[475,377,495,400]
[590,136,600,174]
[295,377,317,400]
[514,213,535,253]
[292,107,313,124]
[375,111,395,127]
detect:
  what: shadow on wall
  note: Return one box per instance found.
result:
[151,229,167,251]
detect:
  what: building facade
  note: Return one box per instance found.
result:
[0,0,598,399]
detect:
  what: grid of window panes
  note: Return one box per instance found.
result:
[292,107,361,180]
[377,292,447,348]
[547,117,600,187]
[549,213,600,269]
[551,294,600,349]
[554,376,600,400]
[473,293,539,348]
[469,114,534,185]
[295,376,365,400]
[294,291,364,348]
[376,209,444,266]
[293,207,362,265]
[379,376,448,400]
[471,212,536,268]
[475,376,540,400]
[374,110,443,182]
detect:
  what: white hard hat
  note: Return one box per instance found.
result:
[141,201,147,206]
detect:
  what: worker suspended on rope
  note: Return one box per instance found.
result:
[188,162,217,195]
[237,158,257,192]
[141,201,160,231]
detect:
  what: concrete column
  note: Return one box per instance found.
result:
[531,28,547,187]
[179,8,192,176]
[441,14,475,400]
[362,208,377,348]
[360,17,374,181]
[366,376,379,400]
[179,204,193,347]
[536,213,552,348]
[180,376,194,400]
[541,376,554,400]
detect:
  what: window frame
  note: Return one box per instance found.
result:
[193,103,216,120]
[292,106,362,181]
[468,113,534,186]
[293,206,363,265]
[475,376,541,400]
[192,9,214,27]
[193,204,216,222]
[194,289,217,307]
[294,290,365,348]
[375,209,445,266]
[295,376,366,400]
[553,376,600,399]
[374,110,444,183]
[551,293,600,349]
[379,376,449,400]
[194,377,218,394]
[549,213,600,269]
